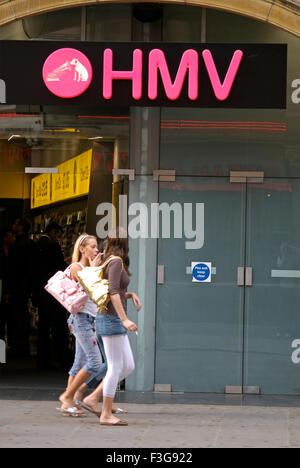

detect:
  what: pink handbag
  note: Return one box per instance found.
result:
[44,263,88,315]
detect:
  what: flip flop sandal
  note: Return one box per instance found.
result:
[73,399,83,410]
[59,406,87,418]
[55,406,85,414]
[100,419,128,426]
[55,401,84,414]
[78,401,101,418]
[113,407,128,414]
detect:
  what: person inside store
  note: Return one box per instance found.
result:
[8,218,37,358]
[11,218,21,236]
[82,228,141,427]
[0,228,16,347]
[34,221,72,371]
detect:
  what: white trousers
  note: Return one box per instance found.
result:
[102,334,135,398]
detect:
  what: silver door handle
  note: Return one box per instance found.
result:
[237,267,244,286]
[157,265,165,284]
[245,267,253,286]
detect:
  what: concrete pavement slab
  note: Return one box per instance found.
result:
[0,399,300,448]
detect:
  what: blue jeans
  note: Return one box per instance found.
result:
[68,313,102,378]
[86,334,107,389]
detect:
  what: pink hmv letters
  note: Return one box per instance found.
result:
[42,46,243,102]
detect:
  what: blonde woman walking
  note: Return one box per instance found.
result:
[59,234,103,416]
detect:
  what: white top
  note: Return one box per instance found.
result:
[82,296,98,318]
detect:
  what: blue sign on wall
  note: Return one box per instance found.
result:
[192,262,212,283]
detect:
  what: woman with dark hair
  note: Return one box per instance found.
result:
[84,228,141,426]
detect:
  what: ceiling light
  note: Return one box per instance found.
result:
[8,134,21,141]
[44,128,80,133]
[25,167,58,174]
[88,136,103,140]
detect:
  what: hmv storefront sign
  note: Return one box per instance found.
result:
[0,41,287,108]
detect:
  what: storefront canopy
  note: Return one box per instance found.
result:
[0,0,299,38]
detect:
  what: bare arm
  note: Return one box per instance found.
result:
[125,292,142,312]
[70,264,83,282]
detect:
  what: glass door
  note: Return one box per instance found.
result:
[155,177,246,392]
[243,179,300,394]
[155,176,300,394]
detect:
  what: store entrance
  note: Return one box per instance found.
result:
[0,106,130,383]
[155,175,300,395]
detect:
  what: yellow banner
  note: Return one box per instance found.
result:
[75,149,92,197]
[31,149,92,208]
[31,173,51,209]
[60,157,75,201]
[51,171,62,204]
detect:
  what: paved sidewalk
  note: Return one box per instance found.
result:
[1,398,300,448]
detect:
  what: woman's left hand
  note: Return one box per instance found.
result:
[130,292,142,312]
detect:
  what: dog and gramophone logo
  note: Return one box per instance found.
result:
[42,48,93,98]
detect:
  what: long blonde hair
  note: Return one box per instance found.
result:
[72,233,97,263]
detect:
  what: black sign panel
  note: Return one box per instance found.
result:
[0,41,287,108]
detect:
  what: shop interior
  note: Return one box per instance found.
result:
[0,105,129,382]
